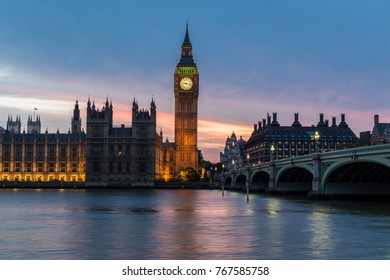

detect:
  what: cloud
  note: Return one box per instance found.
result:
[1,0,390,162]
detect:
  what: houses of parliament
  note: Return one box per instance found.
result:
[0,24,200,186]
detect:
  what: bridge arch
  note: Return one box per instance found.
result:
[276,166,313,193]
[235,174,247,190]
[323,161,390,195]
[250,170,270,192]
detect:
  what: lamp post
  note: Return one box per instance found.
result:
[314,131,320,153]
[246,153,250,166]
[270,144,275,161]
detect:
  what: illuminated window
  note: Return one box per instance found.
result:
[15,162,21,172]
[72,163,77,172]
[26,163,32,172]
[38,163,43,172]
[72,146,78,158]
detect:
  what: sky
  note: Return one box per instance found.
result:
[0,0,389,162]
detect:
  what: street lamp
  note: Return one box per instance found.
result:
[246,153,250,166]
[314,131,320,153]
[270,144,275,161]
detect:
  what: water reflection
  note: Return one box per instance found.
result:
[1,189,390,259]
[308,206,334,259]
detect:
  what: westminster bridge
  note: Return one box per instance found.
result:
[222,144,390,197]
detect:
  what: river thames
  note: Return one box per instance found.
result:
[0,188,390,259]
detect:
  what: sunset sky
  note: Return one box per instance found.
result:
[1,0,389,162]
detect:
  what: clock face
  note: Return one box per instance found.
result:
[180,77,193,90]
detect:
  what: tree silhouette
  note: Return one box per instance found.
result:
[178,167,200,182]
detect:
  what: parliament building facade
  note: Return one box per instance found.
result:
[0,24,200,186]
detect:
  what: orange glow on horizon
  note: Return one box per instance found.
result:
[113,108,252,163]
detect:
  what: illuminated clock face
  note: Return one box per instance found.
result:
[180,77,193,90]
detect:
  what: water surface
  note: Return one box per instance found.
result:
[1,189,390,259]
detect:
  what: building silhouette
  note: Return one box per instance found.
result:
[220,132,246,170]
[173,22,200,176]
[0,24,202,185]
[244,113,358,166]
[6,115,21,133]
[84,23,200,185]
[371,115,390,145]
[85,97,163,186]
[0,101,86,182]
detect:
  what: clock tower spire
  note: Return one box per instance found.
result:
[178,20,195,66]
[174,22,199,177]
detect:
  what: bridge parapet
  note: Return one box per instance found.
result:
[221,144,390,197]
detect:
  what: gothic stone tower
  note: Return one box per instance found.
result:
[131,98,157,185]
[174,23,199,176]
[71,99,82,134]
[85,97,113,184]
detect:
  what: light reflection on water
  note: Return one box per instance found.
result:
[1,189,390,259]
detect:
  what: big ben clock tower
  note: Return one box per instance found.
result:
[174,22,199,176]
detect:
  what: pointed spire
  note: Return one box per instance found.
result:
[182,19,192,48]
[105,95,109,109]
[178,20,195,66]
[132,96,138,111]
[87,95,91,108]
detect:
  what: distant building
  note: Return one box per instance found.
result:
[244,112,358,165]
[220,132,246,170]
[0,101,86,182]
[371,115,390,145]
[27,115,41,133]
[359,131,371,146]
[6,115,21,133]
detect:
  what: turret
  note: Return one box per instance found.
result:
[150,98,156,121]
[6,114,21,133]
[71,99,82,134]
[27,114,41,133]
[132,97,139,121]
